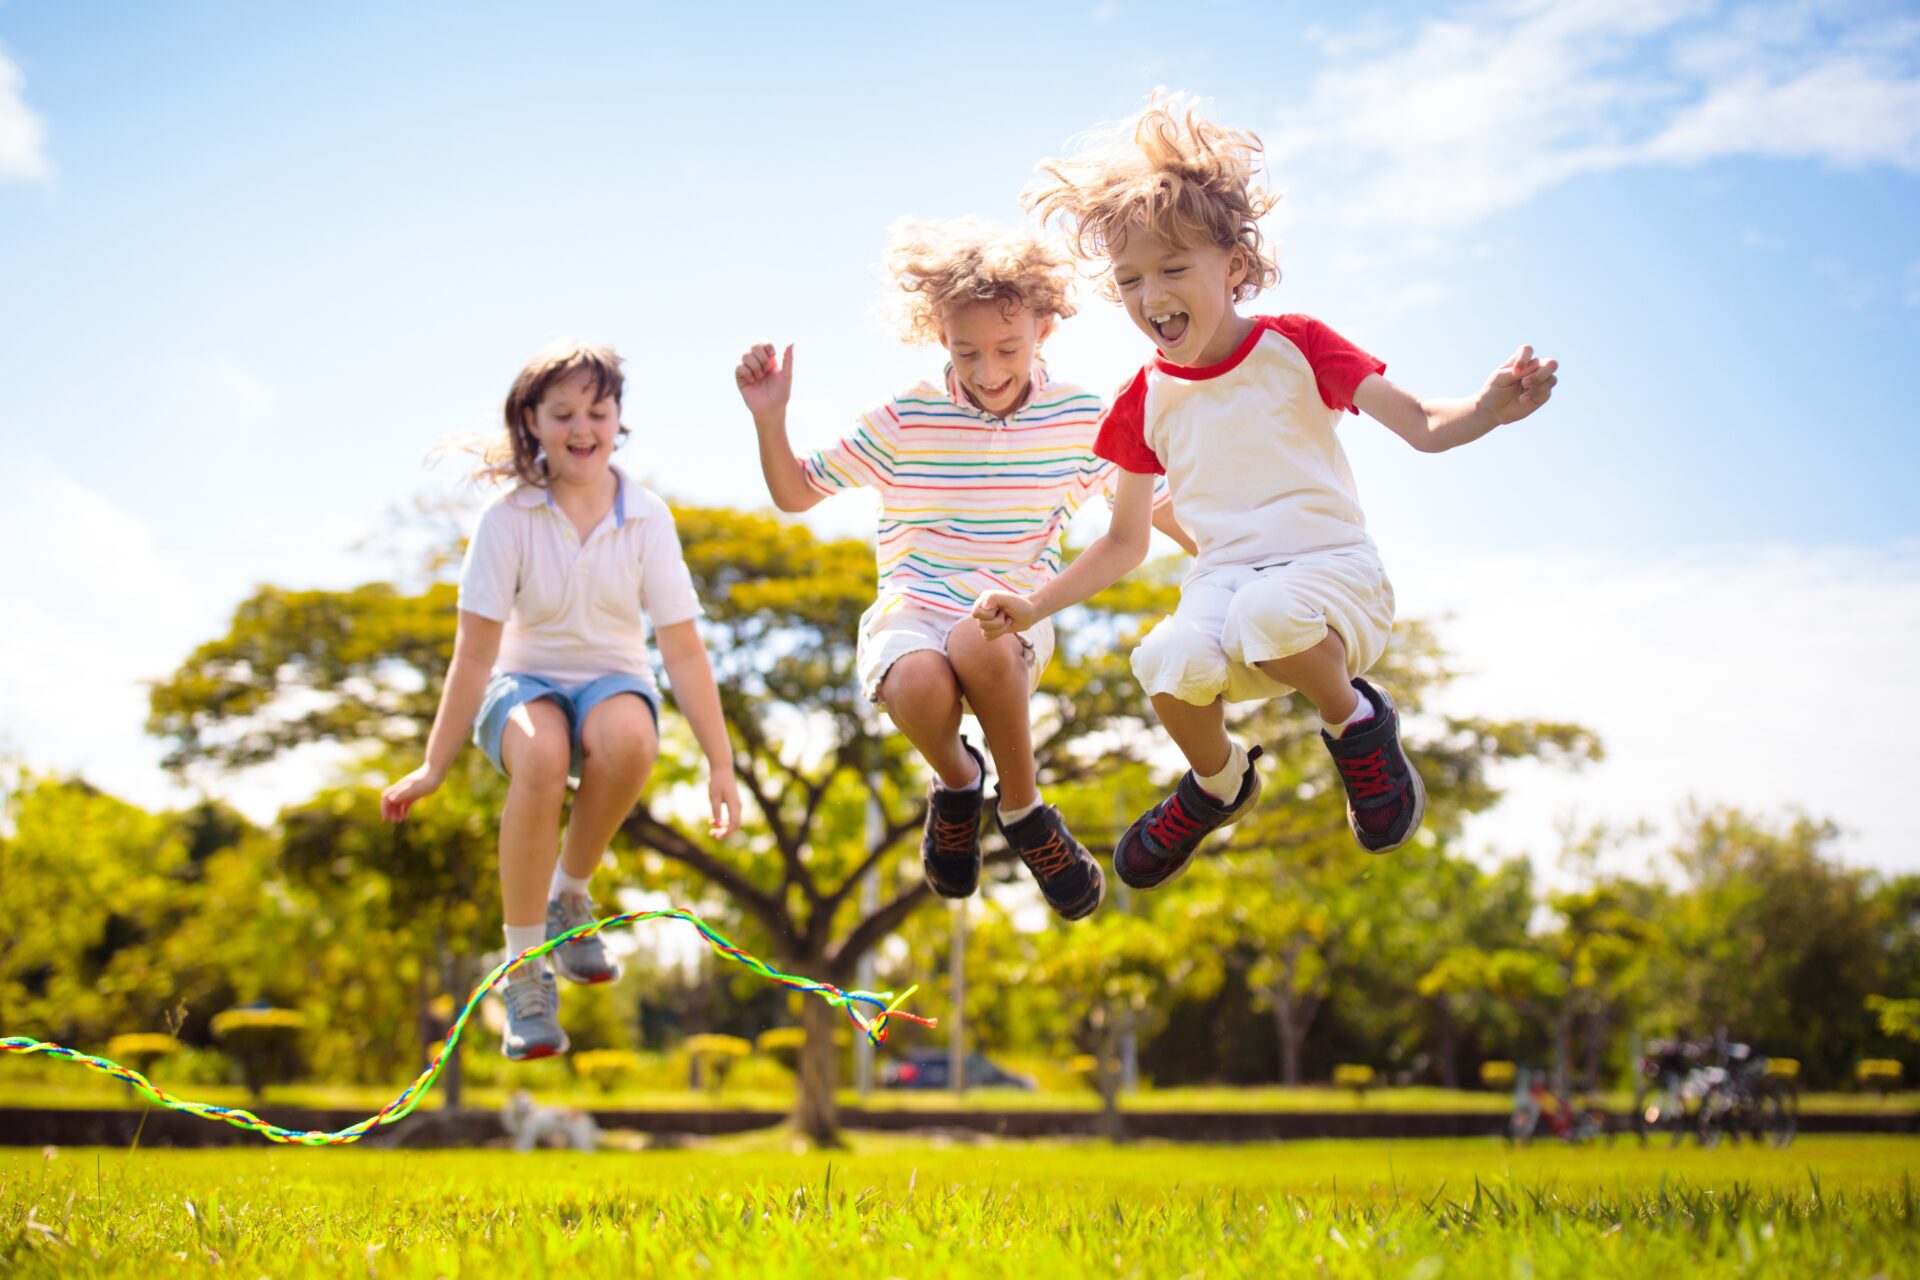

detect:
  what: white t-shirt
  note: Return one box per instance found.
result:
[1094,315,1387,575]
[458,466,703,685]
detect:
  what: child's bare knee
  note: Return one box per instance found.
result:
[947,624,1026,685]
[580,696,658,778]
[879,652,960,723]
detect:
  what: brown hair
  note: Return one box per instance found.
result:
[477,341,627,486]
[885,216,1077,346]
[1025,90,1280,304]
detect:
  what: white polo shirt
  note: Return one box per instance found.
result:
[458,466,703,685]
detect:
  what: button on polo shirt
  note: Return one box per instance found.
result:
[458,466,702,685]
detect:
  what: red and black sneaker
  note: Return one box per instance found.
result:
[1322,678,1425,854]
[1113,745,1265,890]
[997,801,1104,921]
[920,740,986,898]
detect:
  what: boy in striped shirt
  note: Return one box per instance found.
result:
[736,217,1191,921]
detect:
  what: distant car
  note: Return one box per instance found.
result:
[881,1050,1036,1090]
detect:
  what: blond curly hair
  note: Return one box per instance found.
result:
[885,216,1078,347]
[1025,91,1280,304]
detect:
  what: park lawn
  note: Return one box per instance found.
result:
[2,1136,1917,1278]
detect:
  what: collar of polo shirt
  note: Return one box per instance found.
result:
[941,358,1052,419]
[508,463,636,529]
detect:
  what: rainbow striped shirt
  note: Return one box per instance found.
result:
[802,364,1166,616]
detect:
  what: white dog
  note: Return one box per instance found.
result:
[500,1090,599,1153]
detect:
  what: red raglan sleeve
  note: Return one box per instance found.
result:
[1270,315,1387,415]
[1091,367,1163,474]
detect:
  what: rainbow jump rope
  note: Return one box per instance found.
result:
[1,907,934,1146]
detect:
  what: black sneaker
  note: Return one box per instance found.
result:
[997,800,1104,921]
[1322,678,1425,853]
[1113,745,1265,890]
[920,740,986,898]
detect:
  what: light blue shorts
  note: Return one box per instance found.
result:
[473,672,660,779]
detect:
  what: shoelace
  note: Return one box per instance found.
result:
[1021,832,1081,880]
[1146,794,1206,849]
[503,977,557,1021]
[932,813,978,856]
[553,895,598,939]
[1336,748,1395,800]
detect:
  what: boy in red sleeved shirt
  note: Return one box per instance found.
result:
[975,93,1559,886]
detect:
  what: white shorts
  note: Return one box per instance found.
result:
[857,598,1055,708]
[1131,547,1395,706]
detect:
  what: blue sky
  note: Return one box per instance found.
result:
[2,1,1917,876]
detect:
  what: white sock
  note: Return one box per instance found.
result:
[549,864,592,900]
[1323,685,1377,739]
[1196,743,1250,805]
[1000,796,1043,825]
[935,757,983,793]
[504,924,548,978]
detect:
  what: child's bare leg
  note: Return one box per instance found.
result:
[878,652,978,788]
[1150,692,1233,776]
[1252,630,1358,720]
[945,620,1037,811]
[560,694,659,880]
[497,698,572,927]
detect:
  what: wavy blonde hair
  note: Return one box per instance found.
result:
[1025,91,1280,304]
[468,341,627,487]
[885,216,1077,346]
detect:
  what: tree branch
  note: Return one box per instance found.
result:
[620,807,796,950]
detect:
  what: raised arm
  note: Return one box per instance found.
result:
[381,610,503,821]
[736,342,825,512]
[974,468,1158,638]
[1355,344,1559,454]
[655,618,742,838]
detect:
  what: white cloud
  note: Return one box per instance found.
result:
[0,46,49,182]
[1266,0,1920,308]
[0,450,202,808]
[1386,539,1920,877]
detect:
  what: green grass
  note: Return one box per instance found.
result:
[3,1137,1917,1277]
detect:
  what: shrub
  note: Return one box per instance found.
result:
[210,1007,307,1098]
[573,1049,645,1093]
[1333,1064,1375,1098]
[1857,1059,1904,1094]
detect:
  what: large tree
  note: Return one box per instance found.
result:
[146,504,1181,1143]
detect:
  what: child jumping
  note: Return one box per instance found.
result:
[975,94,1558,886]
[735,217,1191,921]
[383,341,740,1059]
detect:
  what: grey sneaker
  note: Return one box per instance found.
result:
[547,892,620,985]
[500,968,569,1061]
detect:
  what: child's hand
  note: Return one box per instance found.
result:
[735,342,794,420]
[1478,345,1559,425]
[973,591,1039,640]
[381,764,444,823]
[707,765,743,839]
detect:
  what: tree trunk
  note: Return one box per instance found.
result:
[1434,998,1459,1090]
[1584,1001,1607,1093]
[1089,1009,1127,1143]
[1552,1007,1574,1097]
[442,950,466,1111]
[795,990,843,1148]
[1273,999,1304,1086]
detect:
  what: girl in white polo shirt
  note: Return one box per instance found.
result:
[382,341,740,1060]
